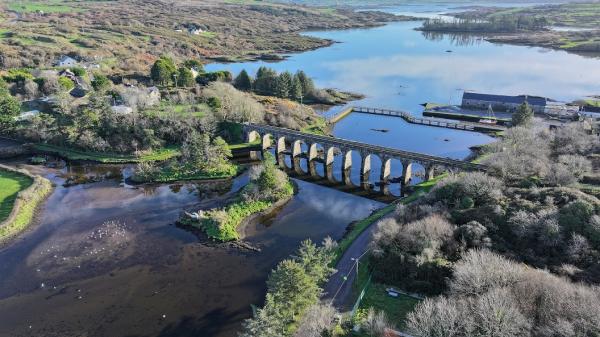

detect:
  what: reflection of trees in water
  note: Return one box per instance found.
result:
[421,31,486,47]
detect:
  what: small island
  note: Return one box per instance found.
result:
[182,153,294,241]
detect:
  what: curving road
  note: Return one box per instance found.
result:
[323,206,396,311]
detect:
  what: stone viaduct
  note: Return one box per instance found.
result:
[243,124,485,196]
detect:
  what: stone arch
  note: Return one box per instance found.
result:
[380,157,392,195]
[343,150,362,187]
[247,130,261,143]
[292,139,309,175]
[308,143,324,177]
[325,146,341,182]
[262,133,273,151]
[275,136,291,169]
[361,153,385,192]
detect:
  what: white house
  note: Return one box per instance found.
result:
[111,105,134,114]
[55,55,78,67]
[16,110,40,121]
[188,26,204,35]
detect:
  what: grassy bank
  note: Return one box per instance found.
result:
[33,144,180,163]
[301,116,330,135]
[134,163,240,184]
[349,260,421,335]
[0,166,52,242]
[0,169,33,222]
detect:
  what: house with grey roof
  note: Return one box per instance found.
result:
[461,92,549,114]
[55,55,78,67]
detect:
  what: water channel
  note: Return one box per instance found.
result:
[2,2,600,337]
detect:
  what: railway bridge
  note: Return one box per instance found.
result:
[243,124,485,195]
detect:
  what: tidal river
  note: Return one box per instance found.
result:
[2,3,600,337]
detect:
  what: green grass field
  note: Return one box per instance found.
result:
[0,169,33,223]
[351,262,420,333]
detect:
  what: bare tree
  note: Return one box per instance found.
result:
[293,302,337,337]
[449,250,522,297]
[407,296,466,337]
[362,308,393,337]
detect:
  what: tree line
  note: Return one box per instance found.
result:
[421,15,550,33]
[233,67,315,102]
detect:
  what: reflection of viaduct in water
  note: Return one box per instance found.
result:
[244,123,485,196]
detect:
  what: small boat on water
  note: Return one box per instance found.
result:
[370,128,390,133]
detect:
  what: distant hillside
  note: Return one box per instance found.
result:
[275,0,573,7]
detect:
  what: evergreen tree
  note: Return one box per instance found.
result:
[150,56,177,86]
[266,259,319,323]
[295,239,335,284]
[291,74,303,102]
[234,69,253,92]
[275,71,293,99]
[512,102,534,126]
[177,67,195,87]
[295,70,314,96]
[254,67,277,96]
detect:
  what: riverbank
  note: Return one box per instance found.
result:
[0,164,52,243]
[32,143,180,164]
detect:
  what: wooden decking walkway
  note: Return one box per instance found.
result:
[330,106,506,133]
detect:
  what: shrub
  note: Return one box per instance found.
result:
[58,76,75,91]
[430,172,503,208]
[91,74,111,91]
[559,200,595,237]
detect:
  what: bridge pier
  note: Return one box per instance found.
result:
[308,144,319,177]
[401,160,413,196]
[276,137,286,167]
[325,147,336,182]
[360,154,371,191]
[342,151,353,186]
[292,140,304,175]
[380,158,391,196]
[425,164,436,181]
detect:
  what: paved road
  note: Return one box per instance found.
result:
[323,206,396,311]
